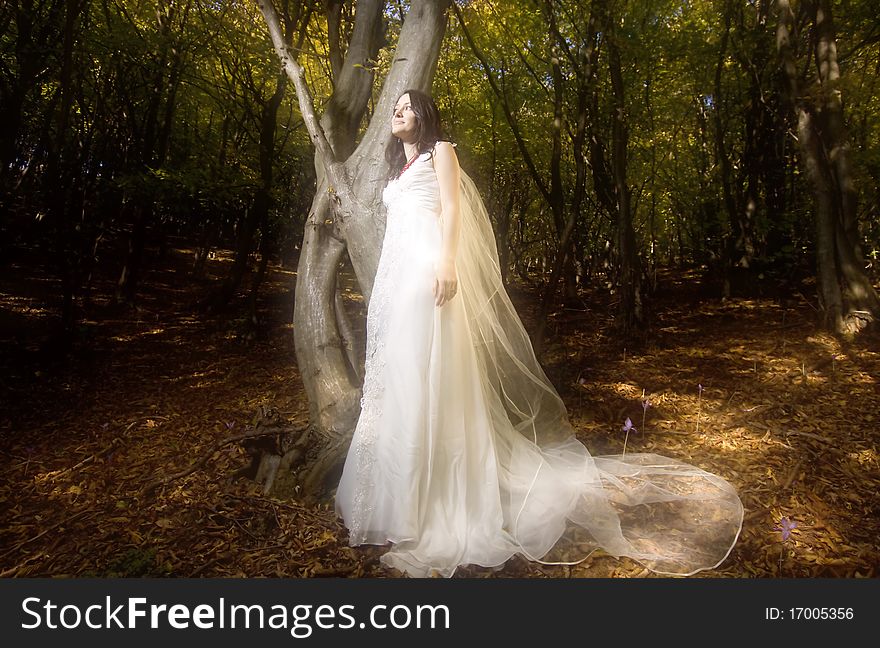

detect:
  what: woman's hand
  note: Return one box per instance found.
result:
[432,141,461,308]
[433,258,458,307]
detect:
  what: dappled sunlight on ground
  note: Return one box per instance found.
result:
[1,254,878,578]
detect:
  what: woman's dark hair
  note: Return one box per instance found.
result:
[385,88,447,179]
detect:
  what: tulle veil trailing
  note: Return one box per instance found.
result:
[445,169,743,575]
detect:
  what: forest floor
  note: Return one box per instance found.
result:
[1,244,878,579]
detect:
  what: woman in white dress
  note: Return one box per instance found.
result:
[335,89,743,578]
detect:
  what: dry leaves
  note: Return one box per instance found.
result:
[1,257,878,578]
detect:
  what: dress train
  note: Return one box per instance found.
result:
[335,151,743,577]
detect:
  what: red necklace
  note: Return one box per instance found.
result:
[398,151,420,178]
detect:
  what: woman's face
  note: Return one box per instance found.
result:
[391,93,417,143]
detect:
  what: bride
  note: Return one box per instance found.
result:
[334,89,743,578]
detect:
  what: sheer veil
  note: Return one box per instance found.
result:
[453,169,743,575]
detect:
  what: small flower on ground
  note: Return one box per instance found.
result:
[775,517,797,542]
[640,397,651,433]
[696,384,705,434]
[621,417,637,458]
[774,516,798,577]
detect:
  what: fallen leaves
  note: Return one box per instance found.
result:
[1,256,878,579]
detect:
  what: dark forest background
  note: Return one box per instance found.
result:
[1,0,878,578]
[2,0,878,339]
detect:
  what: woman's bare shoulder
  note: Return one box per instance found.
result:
[432,140,459,166]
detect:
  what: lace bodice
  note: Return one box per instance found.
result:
[382,151,442,219]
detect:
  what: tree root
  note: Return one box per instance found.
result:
[298,436,350,501]
[143,424,308,496]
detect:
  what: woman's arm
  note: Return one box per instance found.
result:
[433,141,461,307]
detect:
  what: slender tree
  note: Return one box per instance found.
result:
[210,1,315,310]
[598,0,643,335]
[776,0,880,333]
[454,0,596,352]
[114,0,194,305]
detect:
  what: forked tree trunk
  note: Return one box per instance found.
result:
[256,0,452,495]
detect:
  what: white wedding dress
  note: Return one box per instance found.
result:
[335,151,743,578]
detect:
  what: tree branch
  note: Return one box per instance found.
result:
[254,0,347,189]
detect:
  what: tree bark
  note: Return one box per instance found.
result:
[256,0,452,494]
[713,4,741,296]
[606,15,643,336]
[776,0,880,333]
[44,0,89,343]
[586,0,643,336]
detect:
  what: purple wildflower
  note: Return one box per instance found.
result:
[621,417,637,458]
[775,517,797,542]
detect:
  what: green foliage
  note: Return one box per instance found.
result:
[2,0,878,303]
[438,0,880,288]
[0,0,330,324]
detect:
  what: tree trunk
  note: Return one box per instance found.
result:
[45,0,88,344]
[115,202,151,306]
[589,0,643,336]
[114,0,189,305]
[713,4,741,296]
[609,31,642,336]
[212,70,289,310]
[257,0,452,495]
[0,0,65,193]
[776,0,880,333]
[280,0,386,441]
